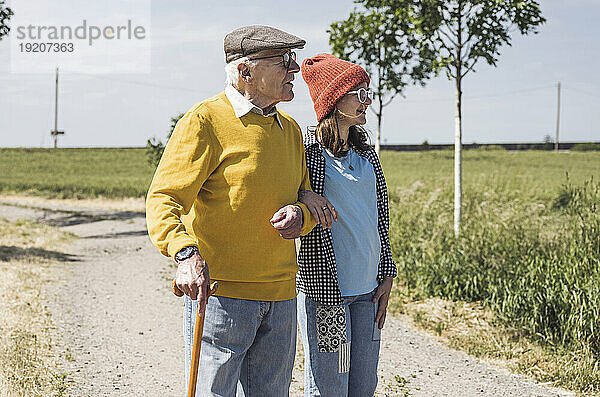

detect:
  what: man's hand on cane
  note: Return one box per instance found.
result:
[172,249,216,397]
[175,251,210,314]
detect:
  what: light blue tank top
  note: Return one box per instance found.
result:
[322,147,380,296]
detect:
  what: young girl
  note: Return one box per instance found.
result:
[297,53,397,396]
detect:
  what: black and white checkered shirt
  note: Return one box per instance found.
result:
[297,135,397,305]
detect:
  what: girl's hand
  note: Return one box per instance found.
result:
[373,276,394,329]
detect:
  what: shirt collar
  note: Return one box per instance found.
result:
[225,85,283,129]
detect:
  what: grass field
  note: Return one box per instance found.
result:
[0,148,153,198]
[0,219,74,396]
[1,147,599,392]
[380,149,600,393]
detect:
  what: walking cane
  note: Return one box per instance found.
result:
[172,279,218,397]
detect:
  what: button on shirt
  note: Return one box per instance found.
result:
[225,85,283,129]
[322,147,380,296]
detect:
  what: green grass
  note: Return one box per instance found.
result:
[571,142,600,152]
[0,219,73,396]
[0,148,154,198]
[380,150,599,196]
[380,150,600,393]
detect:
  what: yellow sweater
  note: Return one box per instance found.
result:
[146,92,316,301]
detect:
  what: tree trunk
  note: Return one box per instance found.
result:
[555,81,561,152]
[375,77,384,156]
[454,75,462,236]
[454,1,463,236]
[375,109,382,156]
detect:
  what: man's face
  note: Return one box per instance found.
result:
[249,49,300,105]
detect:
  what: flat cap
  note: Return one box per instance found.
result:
[224,25,306,63]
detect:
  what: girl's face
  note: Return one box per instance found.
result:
[336,81,372,126]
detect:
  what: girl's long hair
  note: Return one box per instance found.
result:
[314,109,371,157]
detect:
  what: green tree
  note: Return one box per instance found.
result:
[328,1,436,155]
[407,0,546,235]
[0,0,13,41]
[146,112,184,168]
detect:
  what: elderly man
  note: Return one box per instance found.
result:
[146,25,317,396]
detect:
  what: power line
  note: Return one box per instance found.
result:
[0,72,587,103]
[65,72,216,94]
[563,85,600,101]
[9,70,557,101]
[465,84,556,100]
[399,84,555,104]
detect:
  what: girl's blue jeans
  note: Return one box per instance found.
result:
[297,289,381,397]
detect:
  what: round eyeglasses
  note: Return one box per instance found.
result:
[248,51,297,69]
[346,87,374,103]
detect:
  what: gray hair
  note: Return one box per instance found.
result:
[225,57,257,87]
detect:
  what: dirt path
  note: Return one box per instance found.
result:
[0,200,573,396]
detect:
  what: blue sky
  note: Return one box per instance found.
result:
[1,0,599,147]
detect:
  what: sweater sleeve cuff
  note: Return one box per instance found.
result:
[294,201,316,236]
[167,236,199,260]
[383,262,397,277]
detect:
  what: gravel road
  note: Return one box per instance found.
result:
[0,199,574,397]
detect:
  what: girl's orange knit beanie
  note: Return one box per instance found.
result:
[301,53,370,122]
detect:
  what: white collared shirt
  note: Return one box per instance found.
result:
[225,85,283,129]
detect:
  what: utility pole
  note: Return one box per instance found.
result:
[50,67,64,148]
[555,81,561,152]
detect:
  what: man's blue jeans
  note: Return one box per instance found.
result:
[184,294,297,397]
[297,290,381,397]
